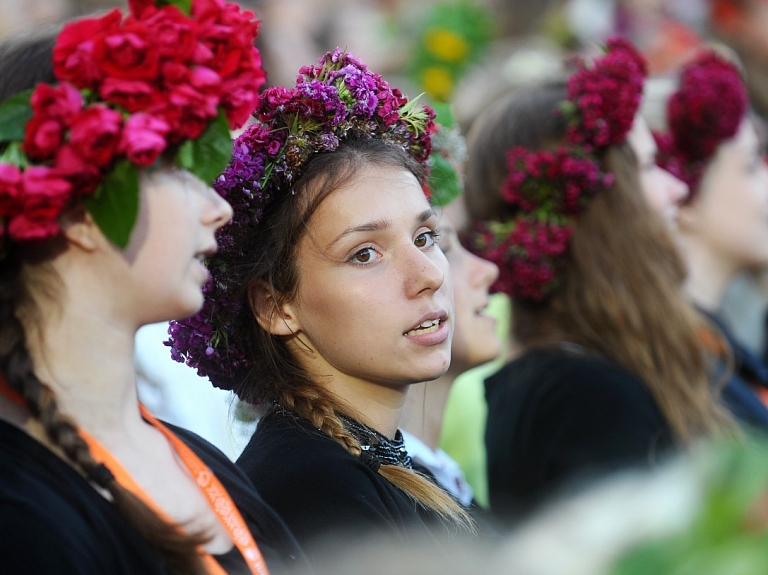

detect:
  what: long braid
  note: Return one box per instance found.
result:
[0,252,210,575]
[277,386,476,533]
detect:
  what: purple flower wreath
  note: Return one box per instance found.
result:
[465,37,646,302]
[166,48,436,391]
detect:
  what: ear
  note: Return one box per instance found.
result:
[59,207,101,252]
[248,281,302,336]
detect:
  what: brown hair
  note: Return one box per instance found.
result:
[0,30,209,575]
[232,137,473,531]
[464,86,733,443]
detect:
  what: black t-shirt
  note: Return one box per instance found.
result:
[0,419,308,574]
[237,412,451,565]
[484,347,675,526]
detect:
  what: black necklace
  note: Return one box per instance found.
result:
[339,413,412,472]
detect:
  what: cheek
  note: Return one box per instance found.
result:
[642,173,666,211]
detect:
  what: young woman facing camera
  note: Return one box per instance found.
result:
[169,50,474,564]
[0,1,306,574]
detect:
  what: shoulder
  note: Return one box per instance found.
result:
[164,421,310,574]
[484,348,673,476]
[0,421,170,574]
[238,413,392,499]
[236,413,429,552]
[487,348,652,412]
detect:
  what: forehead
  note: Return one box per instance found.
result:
[308,163,430,233]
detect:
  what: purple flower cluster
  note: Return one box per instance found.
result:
[166,48,436,391]
[467,38,642,302]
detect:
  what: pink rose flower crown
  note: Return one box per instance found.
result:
[0,0,265,250]
[465,37,647,302]
[166,48,436,394]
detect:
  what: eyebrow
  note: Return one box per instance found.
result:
[326,208,436,250]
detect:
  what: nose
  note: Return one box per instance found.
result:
[662,168,688,205]
[205,187,233,230]
[403,245,446,298]
[470,249,499,289]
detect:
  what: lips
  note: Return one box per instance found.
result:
[194,244,218,262]
[404,311,448,336]
[405,318,441,336]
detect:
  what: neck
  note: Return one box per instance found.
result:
[23,268,143,437]
[322,376,407,439]
[400,372,455,451]
[678,234,737,312]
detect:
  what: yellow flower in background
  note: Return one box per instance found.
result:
[425,28,469,63]
[422,66,454,100]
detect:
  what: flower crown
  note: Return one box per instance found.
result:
[466,37,647,301]
[166,49,436,392]
[0,0,264,250]
[426,102,466,208]
[654,51,748,200]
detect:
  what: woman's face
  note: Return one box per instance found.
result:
[439,199,501,374]
[684,118,768,271]
[627,114,688,225]
[284,163,454,391]
[122,166,232,325]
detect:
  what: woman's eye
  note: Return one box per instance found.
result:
[415,230,440,249]
[351,247,377,264]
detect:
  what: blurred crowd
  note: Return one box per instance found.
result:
[6,0,768,573]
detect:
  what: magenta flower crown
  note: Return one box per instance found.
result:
[654,51,748,200]
[166,49,436,392]
[0,0,264,250]
[466,37,646,302]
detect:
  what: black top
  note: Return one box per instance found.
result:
[0,419,308,574]
[484,347,675,525]
[237,411,451,564]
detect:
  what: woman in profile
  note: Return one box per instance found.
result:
[463,38,732,525]
[0,2,306,573]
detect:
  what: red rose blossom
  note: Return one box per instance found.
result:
[143,6,199,61]
[54,145,103,196]
[119,112,170,166]
[68,105,123,168]
[29,82,83,122]
[100,78,160,113]
[0,164,22,217]
[93,20,160,81]
[8,167,72,241]
[22,117,65,162]
[52,9,123,89]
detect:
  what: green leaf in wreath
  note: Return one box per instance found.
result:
[428,153,461,208]
[175,109,233,187]
[0,89,33,143]
[156,0,192,15]
[84,159,140,249]
[0,142,29,168]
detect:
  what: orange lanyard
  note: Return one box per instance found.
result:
[0,380,269,575]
